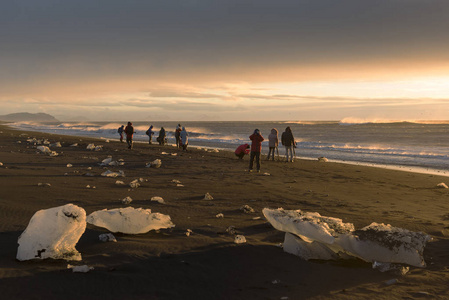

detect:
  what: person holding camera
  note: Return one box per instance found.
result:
[248,129,264,172]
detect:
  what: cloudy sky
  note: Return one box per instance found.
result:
[2,0,449,121]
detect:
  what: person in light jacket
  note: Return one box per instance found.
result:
[248,129,264,172]
[267,128,279,161]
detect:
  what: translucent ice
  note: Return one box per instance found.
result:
[17,204,86,261]
[87,207,175,234]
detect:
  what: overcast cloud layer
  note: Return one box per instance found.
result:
[2,0,449,121]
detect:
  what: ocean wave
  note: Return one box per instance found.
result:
[339,117,449,125]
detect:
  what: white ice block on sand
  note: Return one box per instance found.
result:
[87,207,175,234]
[283,232,339,261]
[262,208,354,244]
[17,204,86,261]
[37,146,51,154]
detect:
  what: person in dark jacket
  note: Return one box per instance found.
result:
[267,128,279,161]
[118,125,125,143]
[146,125,154,144]
[157,127,166,145]
[248,129,264,172]
[281,126,296,162]
[175,124,182,149]
[124,122,135,149]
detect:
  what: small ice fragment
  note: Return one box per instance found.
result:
[240,205,255,214]
[17,141,22,144]
[70,143,78,147]
[216,213,224,218]
[372,261,409,275]
[87,167,92,170]
[161,152,168,155]
[86,185,91,189]
[281,297,289,300]
[263,172,270,176]
[67,264,94,273]
[86,144,95,150]
[384,279,398,286]
[177,184,184,187]
[67,164,73,168]
[100,157,112,166]
[94,146,103,151]
[226,226,236,235]
[129,179,140,189]
[252,217,261,220]
[37,146,51,154]
[437,182,448,189]
[186,229,193,236]
[234,235,246,244]
[171,153,177,156]
[37,183,51,187]
[171,179,181,184]
[99,233,117,242]
[151,196,165,204]
[101,170,125,177]
[272,279,281,284]
[0,162,3,166]
[50,142,62,148]
[318,157,328,162]
[115,180,125,185]
[49,151,59,157]
[84,173,94,177]
[121,196,132,204]
[146,159,162,168]
[204,193,213,200]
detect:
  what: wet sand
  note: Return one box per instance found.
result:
[1,124,449,299]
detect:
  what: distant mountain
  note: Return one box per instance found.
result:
[0,112,59,122]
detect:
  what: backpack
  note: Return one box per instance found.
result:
[145,129,150,136]
[117,127,121,133]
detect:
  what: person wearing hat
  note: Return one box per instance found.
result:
[124,122,135,149]
[248,129,264,172]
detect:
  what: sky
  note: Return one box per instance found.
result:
[2,0,449,122]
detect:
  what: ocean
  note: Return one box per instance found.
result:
[8,120,449,176]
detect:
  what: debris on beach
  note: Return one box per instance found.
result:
[318,157,329,162]
[204,193,214,200]
[67,163,73,168]
[17,204,86,261]
[263,172,271,176]
[146,159,162,168]
[437,182,448,189]
[177,184,184,187]
[240,205,255,214]
[129,179,140,189]
[37,182,51,187]
[36,146,51,154]
[50,142,62,148]
[0,162,3,166]
[226,226,236,235]
[101,170,125,177]
[121,196,133,204]
[99,233,117,242]
[67,264,94,273]
[70,143,78,147]
[263,208,431,268]
[234,235,247,244]
[171,153,177,156]
[87,207,175,234]
[171,179,181,184]
[86,185,96,189]
[216,213,224,218]
[86,144,95,150]
[150,196,165,204]
[186,229,193,237]
[115,180,125,185]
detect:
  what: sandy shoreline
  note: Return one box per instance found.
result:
[1,124,449,299]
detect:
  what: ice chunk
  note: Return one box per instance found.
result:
[70,143,78,147]
[129,179,140,189]
[100,157,113,166]
[336,223,431,267]
[283,232,339,261]
[17,204,86,261]
[203,193,213,200]
[101,170,125,177]
[437,182,448,189]
[146,159,162,168]
[121,196,132,204]
[185,229,193,236]
[37,146,51,154]
[171,179,181,184]
[0,162,3,166]
[99,233,117,242]
[94,146,103,151]
[86,144,96,150]
[87,207,175,234]
[67,164,73,168]
[234,235,246,244]
[263,208,354,244]
[372,261,409,275]
[318,157,328,162]
[37,183,51,187]
[150,196,165,204]
[240,205,255,214]
[216,213,224,218]
[67,264,94,273]
[115,180,125,185]
[50,142,62,148]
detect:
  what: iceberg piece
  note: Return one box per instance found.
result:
[150,196,165,204]
[437,182,448,189]
[0,162,3,166]
[67,264,94,273]
[86,144,96,150]
[203,193,213,200]
[115,180,125,185]
[146,159,161,168]
[37,146,51,154]
[318,157,328,162]
[234,235,246,244]
[121,196,132,204]
[100,157,113,166]
[99,233,117,242]
[216,213,224,218]
[240,205,255,214]
[50,142,62,148]
[87,207,175,234]
[67,163,73,168]
[17,204,86,261]
[70,143,78,147]
[129,179,140,189]
[101,170,125,177]
[94,146,103,151]
[283,232,339,261]
[336,222,431,267]
[263,208,354,244]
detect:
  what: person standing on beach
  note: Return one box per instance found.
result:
[118,125,125,143]
[235,143,250,159]
[248,129,264,172]
[180,126,189,151]
[267,128,279,161]
[124,122,135,149]
[175,124,182,149]
[281,126,296,162]
[157,127,166,145]
[146,125,154,144]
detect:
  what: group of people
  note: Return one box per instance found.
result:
[117,123,189,151]
[235,127,296,173]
